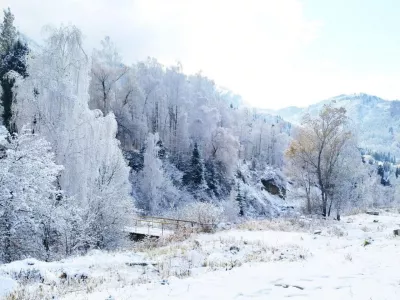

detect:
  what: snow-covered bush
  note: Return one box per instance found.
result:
[220,198,240,223]
[0,127,63,262]
[175,202,223,232]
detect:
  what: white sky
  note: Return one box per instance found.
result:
[3,0,400,109]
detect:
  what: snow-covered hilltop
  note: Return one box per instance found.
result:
[267,93,400,156]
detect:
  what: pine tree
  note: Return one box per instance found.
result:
[205,158,232,199]
[183,142,204,190]
[0,9,29,133]
[235,183,244,216]
[0,8,16,54]
[205,159,217,197]
[156,139,166,159]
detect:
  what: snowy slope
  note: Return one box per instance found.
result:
[268,93,400,156]
[2,211,400,299]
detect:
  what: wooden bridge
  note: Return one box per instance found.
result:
[125,216,216,240]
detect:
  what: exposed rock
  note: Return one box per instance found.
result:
[160,279,169,285]
[193,240,201,249]
[0,145,6,159]
[229,246,240,254]
[292,285,305,290]
[366,211,379,216]
[393,229,400,236]
[275,283,289,288]
[261,178,286,199]
[373,220,379,223]
[126,262,157,267]
[313,230,322,235]
[74,273,88,281]
[275,283,304,290]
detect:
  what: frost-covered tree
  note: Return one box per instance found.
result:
[135,132,164,213]
[378,161,393,186]
[14,25,133,252]
[89,36,128,114]
[328,140,367,219]
[0,8,29,133]
[134,132,181,214]
[210,127,239,175]
[285,157,315,214]
[286,104,352,217]
[0,127,62,262]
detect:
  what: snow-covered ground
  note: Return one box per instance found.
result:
[2,211,400,299]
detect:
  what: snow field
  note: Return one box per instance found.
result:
[2,211,400,299]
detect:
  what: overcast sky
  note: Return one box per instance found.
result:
[3,0,400,109]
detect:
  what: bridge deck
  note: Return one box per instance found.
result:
[124,226,174,237]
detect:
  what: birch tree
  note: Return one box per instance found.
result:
[286,103,351,217]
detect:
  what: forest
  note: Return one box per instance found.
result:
[0,8,398,264]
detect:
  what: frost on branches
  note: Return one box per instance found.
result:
[13,26,134,256]
[0,127,62,263]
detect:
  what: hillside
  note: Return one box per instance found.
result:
[266,93,400,156]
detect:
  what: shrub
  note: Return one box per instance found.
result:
[175,202,223,232]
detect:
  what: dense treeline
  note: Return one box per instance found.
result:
[0,10,291,262]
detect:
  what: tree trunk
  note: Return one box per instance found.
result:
[321,191,327,217]
[1,78,17,134]
[328,196,334,217]
[307,196,311,214]
[2,206,12,263]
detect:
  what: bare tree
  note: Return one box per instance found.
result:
[90,36,128,114]
[286,103,351,217]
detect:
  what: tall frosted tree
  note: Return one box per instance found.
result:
[136,132,164,213]
[0,8,29,133]
[15,25,133,251]
[286,104,352,217]
[134,132,181,214]
[89,36,128,114]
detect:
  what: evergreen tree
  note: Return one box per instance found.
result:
[156,139,166,159]
[0,9,29,133]
[378,164,384,178]
[0,9,16,54]
[205,158,218,197]
[205,158,232,199]
[183,142,204,190]
[235,183,244,216]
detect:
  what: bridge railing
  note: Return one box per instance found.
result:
[131,216,217,236]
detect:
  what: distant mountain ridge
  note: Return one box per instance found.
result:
[266,93,400,156]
